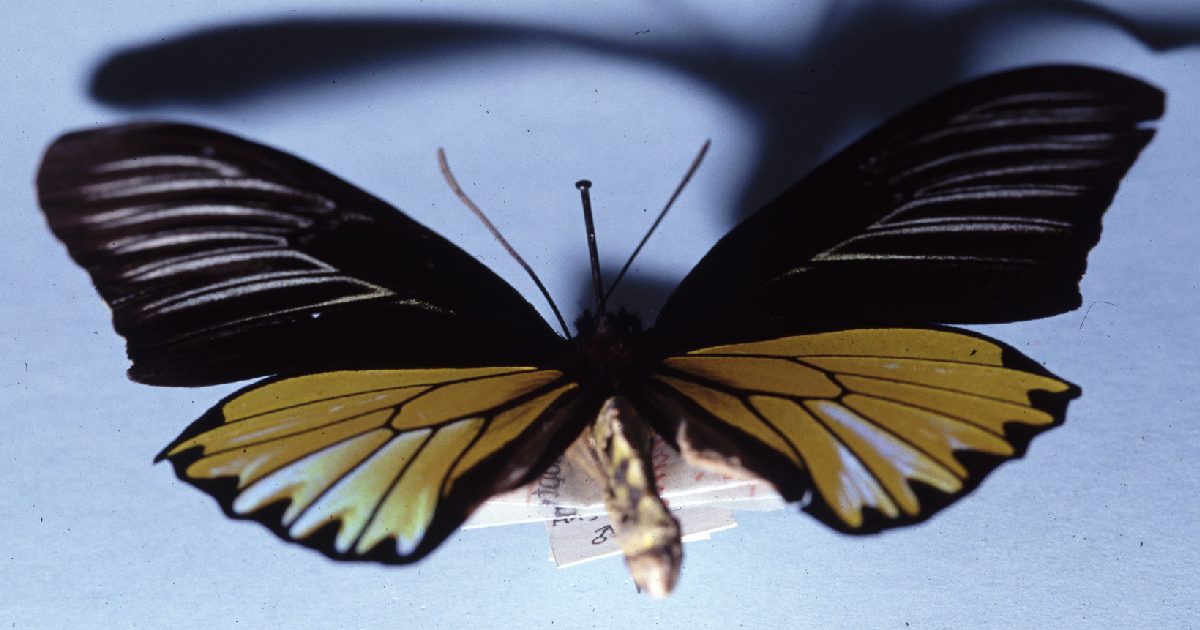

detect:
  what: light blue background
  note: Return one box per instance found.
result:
[1,1,1197,627]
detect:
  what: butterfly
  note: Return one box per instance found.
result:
[36,65,1161,597]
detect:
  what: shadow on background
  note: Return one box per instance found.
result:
[87,0,1200,312]
[566,266,680,326]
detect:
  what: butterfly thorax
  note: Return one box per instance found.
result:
[572,308,649,396]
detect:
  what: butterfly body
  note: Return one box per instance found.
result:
[37,65,1162,595]
[572,309,651,391]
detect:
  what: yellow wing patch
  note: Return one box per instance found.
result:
[164,367,578,559]
[652,328,1073,530]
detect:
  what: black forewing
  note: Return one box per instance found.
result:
[652,65,1162,351]
[37,123,564,385]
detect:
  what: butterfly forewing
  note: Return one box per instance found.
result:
[162,367,581,562]
[653,65,1163,351]
[647,329,1075,531]
[37,123,563,386]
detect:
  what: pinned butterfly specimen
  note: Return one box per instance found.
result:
[36,65,1161,597]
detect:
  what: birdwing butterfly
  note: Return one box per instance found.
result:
[36,65,1162,596]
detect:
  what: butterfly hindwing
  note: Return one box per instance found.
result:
[161,367,581,561]
[653,65,1163,350]
[646,328,1075,532]
[37,123,563,386]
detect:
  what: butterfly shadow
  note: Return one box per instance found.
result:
[88,0,1200,232]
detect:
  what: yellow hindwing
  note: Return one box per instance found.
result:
[166,366,577,558]
[652,328,1072,529]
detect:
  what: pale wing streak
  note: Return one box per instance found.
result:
[121,248,337,281]
[90,154,246,176]
[881,184,1087,220]
[960,89,1105,110]
[852,220,1070,239]
[140,290,435,350]
[904,107,1127,147]
[893,136,1120,181]
[104,229,288,254]
[920,159,1111,190]
[874,215,1073,230]
[80,204,315,229]
[141,272,388,315]
[72,175,333,207]
[908,183,1085,203]
[810,252,1040,264]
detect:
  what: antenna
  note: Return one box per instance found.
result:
[437,148,571,338]
[605,140,710,302]
[576,179,606,314]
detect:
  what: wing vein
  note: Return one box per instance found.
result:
[791,358,1042,406]
[226,370,531,423]
[201,408,400,457]
[841,390,1007,437]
